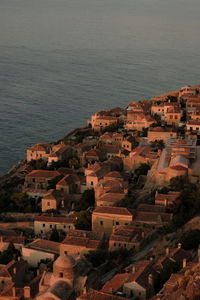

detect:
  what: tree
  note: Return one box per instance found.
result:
[68,157,80,169]
[80,189,95,210]
[49,228,60,242]
[150,140,165,151]
[135,163,151,176]
[74,210,91,230]
[85,250,108,267]
[181,230,200,250]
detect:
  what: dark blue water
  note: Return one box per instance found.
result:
[0,0,200,174]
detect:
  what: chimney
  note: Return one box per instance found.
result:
[182,258,187,268]
[12,287,16,297]
[150,257,154,261]
[178,242,182,249]
[13,267,17,275]
[148,274,154,286]
[24,286,31,299]
[132,266,136,273]
[166,247,169,256]
[164,199,168,207]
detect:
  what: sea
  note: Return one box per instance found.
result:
[0,0,200,175]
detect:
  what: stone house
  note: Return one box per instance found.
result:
[147,127,177,143]
[22,238,60,267]
[60,229,102,256]
[92,206,134,238]
[109,225,145,252]
[26,143,51,162]
[23,170,62,198]
[41,189,63,212]
[164,106,181,126]
[34,215,75,235]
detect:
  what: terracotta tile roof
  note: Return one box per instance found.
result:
[57,174,74,186]
[96,116,118,121]
[78,289,130,300]
[97,193,125,203]
[126,260,155,289]
[35,215,75,224]
[26,170,61,178]
[110,226,143,243]
[101,273,131,292]
[62,236,101,249]
[155,192,180,202]
[137,204,166,213]
[104,171,123,179]
[170,165,188,171]
[93,206,134,217]
[135,211,172,224]
[29,143,51,151]
[1,236,26,244]
[0,260,27,278]
[27,238,60,254]
[187,120,200,125]
[43,189,62,200]
[149,126,175,132]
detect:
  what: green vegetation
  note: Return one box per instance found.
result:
[101,121,124,133]
[0,190,41,213]
[172,187,200,228]
[150,140,165,151]
[74,210,92,231]
[80,189,95,210]
[180,229,200,250]
[135,163,151,176]
[0,243,20,264]
[85,248,129,268]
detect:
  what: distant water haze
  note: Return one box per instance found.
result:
[0,0,200,174]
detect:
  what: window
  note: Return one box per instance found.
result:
[115,221,119,225]
[114,243,116,247]
[68,225,71,229]
[47,201,50,206]
[100,221,103,225]
[50,224,52,228]
[63,225,66,228]
[40,230,43,234]
[91,181,93,186]
[119,243,121,246]
[43,224,45,227]
[1,280,4,284]
[59,272,63,278]
[124,244,126,247]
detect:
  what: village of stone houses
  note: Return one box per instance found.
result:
[0,84,200,300]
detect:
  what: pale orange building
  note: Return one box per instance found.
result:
[92,206,134,238]
[109,225,145,252]
[164,106,181,126]
[147,127,177,143]
[34,215,75,235]
[60,229,102,256]
[26,143,51,162]
[88,112,118,131]
[23,170,62,197]
[41,189,63,212]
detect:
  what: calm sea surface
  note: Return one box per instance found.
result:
[0,0,200,174]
